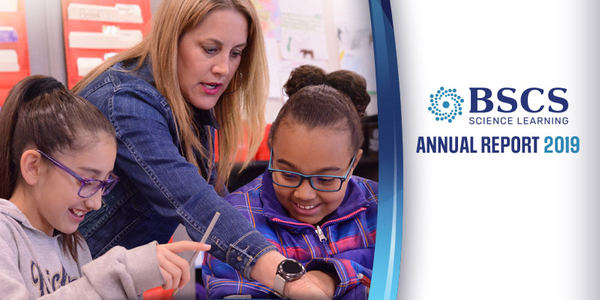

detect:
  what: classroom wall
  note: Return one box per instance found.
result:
[24,0,66,83]
[22,0,377,117]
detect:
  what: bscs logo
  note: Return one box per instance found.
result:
[469,87,568,113]
[428,87,568,123]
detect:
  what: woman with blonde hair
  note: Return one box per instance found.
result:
[73,0,328,298]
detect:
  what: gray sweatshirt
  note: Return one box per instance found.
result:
[0,199,165,299]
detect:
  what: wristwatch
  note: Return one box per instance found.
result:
[273,259,306,298]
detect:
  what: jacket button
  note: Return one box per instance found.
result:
[237,256,242,262]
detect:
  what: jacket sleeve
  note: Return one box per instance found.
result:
[101,85,275,279]
[0,240,163,300]
[305,257,372,300]
[49,242,164,299]
[202,252,273,299]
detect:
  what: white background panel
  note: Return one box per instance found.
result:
[391,1,600,299]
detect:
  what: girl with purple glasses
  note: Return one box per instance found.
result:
[0,75,210,299]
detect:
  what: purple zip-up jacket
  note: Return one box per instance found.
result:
[202,169,378,299]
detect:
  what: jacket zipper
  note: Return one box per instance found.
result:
[271,207,368,255]
[315,225,327,242]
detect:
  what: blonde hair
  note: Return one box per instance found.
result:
[72,0,268,194]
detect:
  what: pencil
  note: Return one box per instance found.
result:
[357,273,371,288]
[172,212,221,299]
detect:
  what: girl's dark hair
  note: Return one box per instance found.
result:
[0,75,116,262]
[269,65,370,154]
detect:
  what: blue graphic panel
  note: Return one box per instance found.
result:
[368,0,403,299]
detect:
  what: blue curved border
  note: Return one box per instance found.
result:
[368,0,404,299]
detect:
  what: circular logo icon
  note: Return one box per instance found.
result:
[428,87,464,123]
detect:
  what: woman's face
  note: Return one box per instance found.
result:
[26,134,117,236]
[270,123,362,225]
[177,9,248,110]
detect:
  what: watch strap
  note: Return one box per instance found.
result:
[273,273,286,298]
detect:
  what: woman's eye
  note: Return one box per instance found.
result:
[203,47,218,54]
[231,49,243,58]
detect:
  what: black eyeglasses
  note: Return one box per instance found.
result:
[268,149,356,192]
[37,150,119,198]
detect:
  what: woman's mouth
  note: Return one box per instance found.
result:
[201,83,222,95]
[203,83,219,89]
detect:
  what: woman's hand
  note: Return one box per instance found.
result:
[156,241,211,290]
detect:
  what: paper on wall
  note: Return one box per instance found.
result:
[77,57,103,77]
[279,0,322,16]
[68,29,142,49]
[0,50,19,72]
[67,3,143,24]
[332,0,377,93]
[0,27,18,43]
[265,37,282,99]
[277,0,328,61]
[279,27,328,61]
[0,0,18,12]
[254,0,281,40]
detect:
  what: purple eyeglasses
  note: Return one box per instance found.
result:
[37,150,119,198]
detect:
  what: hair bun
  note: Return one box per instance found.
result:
[325,70,370,118]
[284,65,371,118]
[283,65,327,97]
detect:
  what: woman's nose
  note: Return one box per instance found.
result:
[212,53,230,77]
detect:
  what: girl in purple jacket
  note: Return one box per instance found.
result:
[203,65,378,299]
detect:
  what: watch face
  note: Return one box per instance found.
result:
[278,259,306,281]
[282,259,304,273]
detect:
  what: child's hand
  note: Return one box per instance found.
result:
[285,275,331,300]
[305,270,339,299]
[156,241,211,290]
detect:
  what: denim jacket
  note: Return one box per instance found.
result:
[202,170,378,299]
[77,59,276,279]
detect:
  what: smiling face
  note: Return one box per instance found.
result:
[177,9,248,110]
[270,123,361,225]
[22,133,117,236]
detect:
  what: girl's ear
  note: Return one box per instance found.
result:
[20,150,45,185]
[351,149,363,171]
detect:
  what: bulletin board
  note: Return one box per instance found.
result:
[253,0,376,101]
[254,0,330,100]
[0,0,31,106]
[61,0,152,88]
[331,0,376,94]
